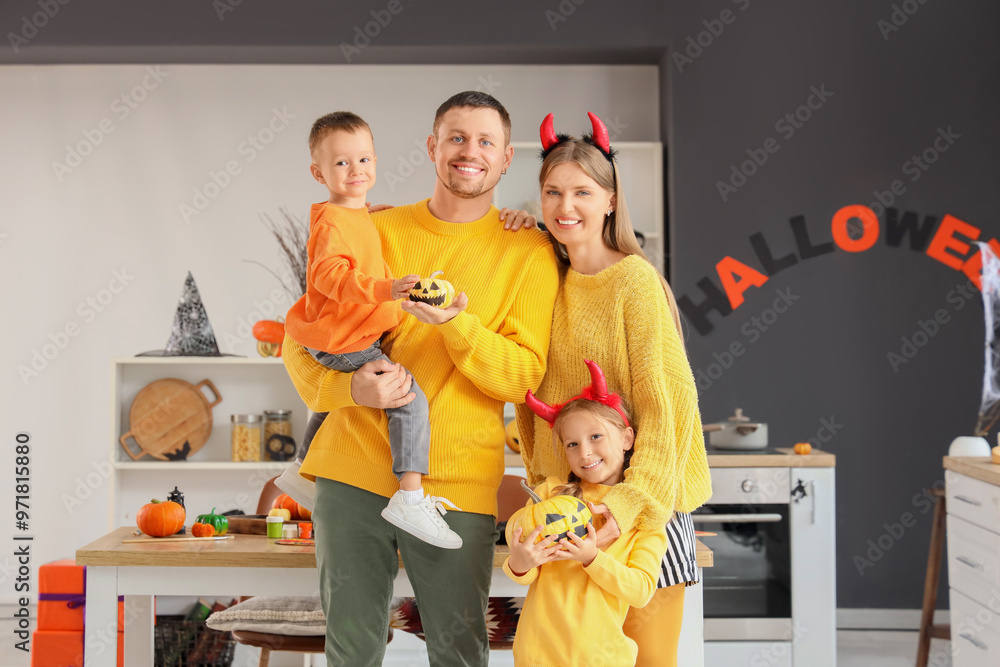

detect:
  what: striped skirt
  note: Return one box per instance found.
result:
[659,511,699,588]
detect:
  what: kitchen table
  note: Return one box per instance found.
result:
[76,527,712,666]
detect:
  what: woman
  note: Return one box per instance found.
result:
[513,112,712,666]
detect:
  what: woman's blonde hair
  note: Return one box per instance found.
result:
[539,139,685,346]
[550,399,634,499]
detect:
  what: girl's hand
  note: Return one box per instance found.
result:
[553,523,599,566]
[391,275,420,300]
[589,502,621,549]
[507,526,560,575]
[500,208,537,231]
[401,292,468,325]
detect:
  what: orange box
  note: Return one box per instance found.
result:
[30,629,83,667]
[37,559,85,631]
[118,630,124,667]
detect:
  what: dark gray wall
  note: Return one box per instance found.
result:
[5,0,998,611]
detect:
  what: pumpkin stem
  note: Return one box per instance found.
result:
[520,479,542,504]
[210,507,216,514]
[430,270,443,279]
[150,499,163,504]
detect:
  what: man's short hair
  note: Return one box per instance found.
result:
[433,91,511,145]
[309,112,372,153]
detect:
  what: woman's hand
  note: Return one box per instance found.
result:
[401,292,468,324]
[552,523,599,566]
[500,208,537,231]
[350,359,415,409]
[507,526,560,575]
[589,502,621,549]
[391,275,420,300]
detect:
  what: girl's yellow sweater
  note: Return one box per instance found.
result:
[282,200,559,516]
[516,255,712,532]
[502,478,668,667]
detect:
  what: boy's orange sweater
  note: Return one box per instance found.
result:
[285,202,401,354]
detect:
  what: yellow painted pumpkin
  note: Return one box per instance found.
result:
[409,271,455,308]
[505,420,521,453]
[505,481,592,546]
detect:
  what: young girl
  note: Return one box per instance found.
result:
[503,361,669,667]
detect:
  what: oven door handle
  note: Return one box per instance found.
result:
[692,513,784,524]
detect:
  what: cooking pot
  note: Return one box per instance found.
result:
[703,408,768,450]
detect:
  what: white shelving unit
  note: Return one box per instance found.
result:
[109,357,306,530]
[492,141,665,273]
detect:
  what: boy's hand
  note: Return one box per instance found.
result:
[507,526,560,575]
[500,208,537,231]
[552,523,599,566]
[350,359,416,409]
[589,502,621,549]
[391,275,420,300]
[401,292,468,325]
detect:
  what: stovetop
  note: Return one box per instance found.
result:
[704,446,784,455]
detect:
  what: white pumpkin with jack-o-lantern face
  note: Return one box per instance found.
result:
[408,271,455,308]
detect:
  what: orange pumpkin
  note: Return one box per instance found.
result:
[191,522,215,537]
[794,442,813,455]
[136,499,185,537]
[252,320,286,344]
[272,493,303,520]
[296,503,312,521]
[504,420,521,453]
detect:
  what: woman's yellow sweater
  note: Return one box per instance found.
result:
[515,255,712,532]
[283,200,559,516]
[502,478,668,667]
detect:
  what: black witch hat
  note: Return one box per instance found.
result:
[137,272,235,357]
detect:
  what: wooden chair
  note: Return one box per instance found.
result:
[915,487,950,667]
[231,477,392,666]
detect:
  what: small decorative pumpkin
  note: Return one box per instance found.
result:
[408,271,455,308]
[253,319,285,357]
[794,442,813,455]
[191,522,216,538]
[297,503,312,521]
[272,493,300,519]
[136,499,186,537]
[505,480,592,546]
[268,507,292,521]
[194,507,228,536]
[505,420,521,453]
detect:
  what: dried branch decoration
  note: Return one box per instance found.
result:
[244,207,309,300]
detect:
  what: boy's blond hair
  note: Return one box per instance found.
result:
[309,111,372,154]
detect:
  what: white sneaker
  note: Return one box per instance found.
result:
[381,492,464,549]
[274,459,315,512]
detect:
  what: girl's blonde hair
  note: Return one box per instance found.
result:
[550,399,634,499]
[539,139,685,348]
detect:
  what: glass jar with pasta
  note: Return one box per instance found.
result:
[231,414,262,462]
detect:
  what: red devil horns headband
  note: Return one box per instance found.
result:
[525,360,630,428]
[539,112,616,162]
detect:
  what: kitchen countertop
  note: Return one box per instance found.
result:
[505,447,836,469]
[943,456,1000,486]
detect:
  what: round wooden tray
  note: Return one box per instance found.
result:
[119,378,222,461]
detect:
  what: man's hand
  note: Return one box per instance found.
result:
[401,292,468,325]
[507,526,560,575]
[391,275,420,300]
[366,202,395,214]
[499,208,538,231]
[350,358,416,409]
[589,502,621,549]
[552,523,599,566]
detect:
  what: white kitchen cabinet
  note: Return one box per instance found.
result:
[492,142,665,274]
[109,357,305,529]
[944,460,1000,667]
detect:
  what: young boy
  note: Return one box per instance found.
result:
[283,112,462,549]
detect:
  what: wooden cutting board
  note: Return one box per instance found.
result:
[119,378,222,461]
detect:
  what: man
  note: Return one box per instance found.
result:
[283,91,559,665]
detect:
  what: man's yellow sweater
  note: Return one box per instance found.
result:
[283,199,559,516]
[516,255,712,532]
